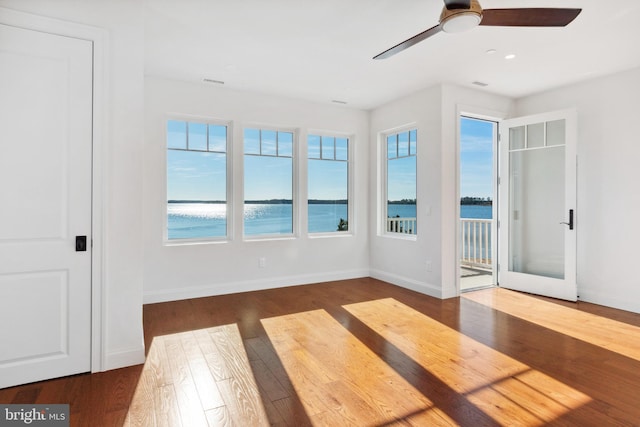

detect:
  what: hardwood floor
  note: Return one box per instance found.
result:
[2,277,640,426]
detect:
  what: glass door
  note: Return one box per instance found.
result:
[498,110,577,301]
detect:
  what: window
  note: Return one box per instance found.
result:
[308,135,349,233]
[244,128,294,236]
[386,129,417,235]
[166,119,228,240]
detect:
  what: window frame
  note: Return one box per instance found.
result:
[164,115,233,245]
[307,131,353,237]
[381,126,417,240]
[242,125,298,240]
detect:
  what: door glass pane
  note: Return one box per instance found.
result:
[509,126,525,150]
[526,123,544,149]
[509,146,565,279]
[546,119,566,146]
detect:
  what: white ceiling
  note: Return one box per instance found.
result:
[144,0,640,110]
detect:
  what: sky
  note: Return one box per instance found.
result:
[167,121,227,201]
[167,119,495,202]
[387,156,416,201]
[460,117,495,199]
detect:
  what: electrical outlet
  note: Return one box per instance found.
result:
[259,257,267,268]
[426,261,432,272]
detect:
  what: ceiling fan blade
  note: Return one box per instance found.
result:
[443,0,471,10]
[480,8,581,27]
[373,24,442,60]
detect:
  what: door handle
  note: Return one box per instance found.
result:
[560,209,574,230]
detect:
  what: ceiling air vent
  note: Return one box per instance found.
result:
[203,78,224,85]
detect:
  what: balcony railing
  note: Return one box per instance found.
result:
[386,216,492,270]
[461,218,492,270]
[387,217,493,269]
[386,217,416,234]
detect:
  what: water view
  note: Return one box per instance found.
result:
[168,202,491,240]
[168,202,352,239]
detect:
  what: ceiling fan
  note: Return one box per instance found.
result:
[373,0,581,60]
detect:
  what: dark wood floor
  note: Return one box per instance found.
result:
[2,277,640,426]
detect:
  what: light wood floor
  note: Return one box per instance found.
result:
[2,278,640,426]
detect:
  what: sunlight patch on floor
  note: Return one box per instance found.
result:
[344,298,591,426]
[261,309,457,426]
[463,288,640,362]
[125,325,269,427]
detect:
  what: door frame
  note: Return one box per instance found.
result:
[455,105,507,295]
[0,7,107,373]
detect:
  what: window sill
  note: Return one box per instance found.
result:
[164,237,229,247]
[381,232,417,241]
[308,232,353,239]
[243,235,296,242]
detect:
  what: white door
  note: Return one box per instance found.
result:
[498,110,577,301]
[0,23,93,388]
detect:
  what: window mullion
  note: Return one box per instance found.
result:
[393,134,400,159]
[186,122,190,150]
[206,123,210,151]
[333,137,336,160]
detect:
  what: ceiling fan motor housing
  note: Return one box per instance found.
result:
[440,0,483,33]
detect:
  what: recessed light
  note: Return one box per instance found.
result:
[203,78,224,85]
[485,49,497,55]
[504,54,516,60]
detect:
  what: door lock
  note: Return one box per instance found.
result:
[75,236,87,252]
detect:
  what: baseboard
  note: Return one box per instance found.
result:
[369,268,442,298]
[143,268,370,304]
[578,288,640,315]
[102,346,146,371]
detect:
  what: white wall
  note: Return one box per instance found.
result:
[0,0,146,369]
[370,84,513,298]
[143,77,370,303]
[515,66,640,313]
[369,85,444,296]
